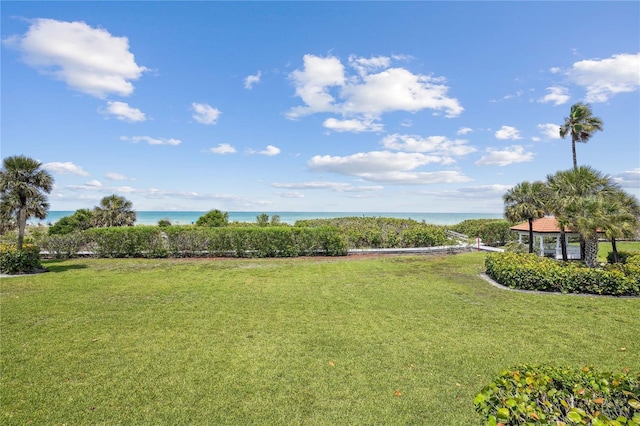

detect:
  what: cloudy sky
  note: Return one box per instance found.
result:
[2,1,638,213]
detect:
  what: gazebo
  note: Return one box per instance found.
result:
[510,216,594,260]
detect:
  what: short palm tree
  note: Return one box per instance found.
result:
[0,155,54,249]
[601,190,640,263]
[503,181,548,253]
[559,103,603,170]
[547,166,619,268]
[93,194,136,227]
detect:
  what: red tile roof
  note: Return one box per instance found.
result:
[510,216,569,233]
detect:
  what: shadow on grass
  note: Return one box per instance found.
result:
[42,260,88,273]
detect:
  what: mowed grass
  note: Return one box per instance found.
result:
[1,252,639,425]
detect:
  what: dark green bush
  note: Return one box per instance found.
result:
[48,209,93,235]
[0,243,42,274]
[196,209,229,227]
[485,252,640,296]
[475,365,640,425]
[477,220,515,246]
[607,250,640,264]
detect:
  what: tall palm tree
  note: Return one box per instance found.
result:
[93,194,136,227]
[503,181,548,254]
[559,102,603,170]
[0,155,54,249]
[547,166,619,268]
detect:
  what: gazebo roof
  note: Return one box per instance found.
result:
[510,216,570,233]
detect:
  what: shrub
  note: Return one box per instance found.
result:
[295,217,450,249]
[158,219,172,228]
[83,227,168,258]
[48,209,93,235]
[196,209,229,227]
[449,218,503,238]
[607,250,640,264]
[485,252,640,296]
[477,220,515,246]
[475,365,640,425]
[39,232,86,259]
[502,241,528,253]
[0,243,42,274]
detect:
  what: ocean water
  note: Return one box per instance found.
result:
[31,211,503,226]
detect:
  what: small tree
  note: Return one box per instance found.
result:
[49,209,94,235]
[257,213,269,227]
[0,155,54,249]
[196,209,229,227]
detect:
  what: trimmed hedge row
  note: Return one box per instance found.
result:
[294,217,451,249]
[38,226,348,258]
[475,365,640,425]
[485,252,640,296]
[0,243,42,274]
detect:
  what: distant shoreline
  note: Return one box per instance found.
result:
[30,211,504,227]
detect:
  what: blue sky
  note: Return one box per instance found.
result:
[2,1,639,213]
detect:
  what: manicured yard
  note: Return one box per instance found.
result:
[2,252,639,424]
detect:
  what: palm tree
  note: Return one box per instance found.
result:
[0,155,54,249]
[547,166,619,268]
[600,189,640,263]
[93,194,136,227]
[503,181,548,254]
[559,102,603,170]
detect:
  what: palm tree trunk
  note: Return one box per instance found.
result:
[528,218,534,254]
[560,230,568,261]
[17,207,27,250]
[572,135,578,170]
[611,238,619,263]
[584,234,599,268]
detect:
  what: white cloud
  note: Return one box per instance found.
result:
[495,125,522,140]
[309,151,444,175]
[68,179,102,191]
[381,134,476,157]
[259,145,280,156]
[120,136,181,146]
[4,18,147,98]
[457,127,473,135]
[244,71,262,89]
[270,181,383,192]
[192,102,221,125]
[102,101,146,122]
[306,150,471,184]
[537,123,562,140]
[208,143,237,155]
[567,53,640,102]
[613,168,640,187]
[323,118,383,133]
[538,86,570,106]
[105,172,130,181]
[358,170,471,185]
[475,145,534,166]
[42,161,89,176]
[287,54,463,122]
[278,191,304,198]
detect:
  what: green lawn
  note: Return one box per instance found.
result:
[2,252,639,425]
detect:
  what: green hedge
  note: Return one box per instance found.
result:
[162,226,347,257]
[294,217,450,249]
[0,243,42,274]
[485,252,640,296]
[54,226,349,258]
[475,365,640,425]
